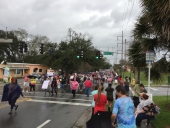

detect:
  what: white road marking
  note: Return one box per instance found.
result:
[22,92,92,96]
[37,120,51,128]
[146,87,158,91]
[24,95,92,101]
[28,99,91,106]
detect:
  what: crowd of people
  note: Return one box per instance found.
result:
[1,70,160,128]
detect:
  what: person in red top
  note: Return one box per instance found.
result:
[94,85,107,114]
[84,78,92,97]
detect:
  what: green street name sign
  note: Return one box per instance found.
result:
[103,52,113,55]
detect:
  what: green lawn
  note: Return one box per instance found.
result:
[122,71,169,86]
[151,96,170,128]
[107,96,170,128]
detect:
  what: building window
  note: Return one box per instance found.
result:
[39,69,42,72]
[33,68,38,72]
[14,69,21,74]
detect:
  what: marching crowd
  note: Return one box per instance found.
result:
[1,71,160,128]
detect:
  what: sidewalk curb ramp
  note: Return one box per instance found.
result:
[72,107,92,128]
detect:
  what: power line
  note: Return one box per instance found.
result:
[121,0,128,30]
[124,1,135,34]
[122,0,130,31]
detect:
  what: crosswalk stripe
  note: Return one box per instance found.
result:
[24,96,92,101]
[28,99,91,106]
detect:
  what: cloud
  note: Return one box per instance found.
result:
[0,0,142,65]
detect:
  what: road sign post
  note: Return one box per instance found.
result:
[146,50,155,94]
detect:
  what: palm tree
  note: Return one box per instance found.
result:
[140,0,170,45]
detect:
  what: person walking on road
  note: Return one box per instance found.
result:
[1,77,24,114]
[23,74,29,93]
[94,85,107,114]
[111,85,136,128]
[51,77,57,96]
[91,85,99,116]
[29,77,36,94]
[84,78,92,97]
[105,83,114,112]
[61,75,66,90]
[70,78,79,98]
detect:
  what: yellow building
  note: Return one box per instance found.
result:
[0,63,49,79]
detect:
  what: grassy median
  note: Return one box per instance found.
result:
[151,96,170,128]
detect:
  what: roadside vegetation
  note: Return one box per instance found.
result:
[151,96,170,128]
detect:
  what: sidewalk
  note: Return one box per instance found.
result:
[73,107,153,128]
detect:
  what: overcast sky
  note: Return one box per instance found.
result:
[0,0,142,65]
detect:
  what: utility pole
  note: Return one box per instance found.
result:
[117,31,124,76]
[0,27,13,43]
[125,39,126,61]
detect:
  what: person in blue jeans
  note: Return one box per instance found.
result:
[84,78,92,97]
[61,75,66,89]
[111,85,136,128]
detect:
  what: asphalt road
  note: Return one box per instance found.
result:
[0,88,92,128]
[0,80,169,128]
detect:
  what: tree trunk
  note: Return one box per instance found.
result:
[134,66,140,83]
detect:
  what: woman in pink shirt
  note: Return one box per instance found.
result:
[70,78,79,97]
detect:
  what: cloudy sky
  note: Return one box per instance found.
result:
[0,0,142,65]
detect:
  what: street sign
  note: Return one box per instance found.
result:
[3,67,10,83]
[0,39,13,43]
[103,52,113,55]
[146,50,155,63]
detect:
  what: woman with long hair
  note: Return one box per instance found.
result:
[105,83,114,112]
[91,85,99,116]
[94,85,107,114]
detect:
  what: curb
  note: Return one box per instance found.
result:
[72,107,92,128]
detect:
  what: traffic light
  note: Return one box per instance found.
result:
[96,51,100,59]
[24,43,28,52]
[99,52,103,59]
[77,50,80,58]
[40,44,44,54]
[80,50,83,58]
[18,42,23,53]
